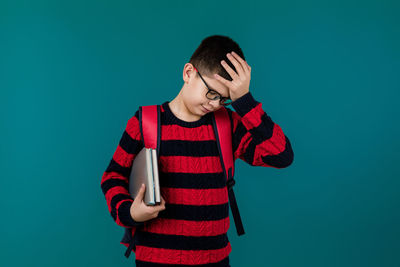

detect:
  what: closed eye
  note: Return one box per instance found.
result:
[209,89,229,99]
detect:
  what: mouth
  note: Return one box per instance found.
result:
[201,105,211,113]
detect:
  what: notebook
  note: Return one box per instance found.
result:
[128,147,160,206]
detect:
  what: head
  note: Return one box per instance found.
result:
[175,35,245,118]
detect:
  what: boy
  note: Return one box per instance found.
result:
[101,35,294,266]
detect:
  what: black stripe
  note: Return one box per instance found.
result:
[242,138,256,166]
[248,113,275,145]
[232,111,276,154]
[158,202,229,221]
[161,110,213,127]
[110,193,131,221]
[101,177,129,195]
[261,135,294,168]
[135,230,229,250]
[136,256,230,267]
[160,140,219,156]
[117,200,144,226]
[241,115,281,166]
[232,122,247,155]
[159,172,226,189]
[230,92,260,115]
[105,158,131,177]
[119,130,143,155]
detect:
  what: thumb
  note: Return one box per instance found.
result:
[136,183,146,201]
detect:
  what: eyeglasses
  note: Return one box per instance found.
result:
[193,66,232,106]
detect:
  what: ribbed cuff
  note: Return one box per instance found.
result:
[118,200,145,227]
[231,91,260,117]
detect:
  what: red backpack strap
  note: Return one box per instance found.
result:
[212,107,245,236]
[123,104,161,259]
[139,105,161,153]
[213,107,234,177]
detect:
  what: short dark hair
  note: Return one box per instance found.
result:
[189,35,245,81]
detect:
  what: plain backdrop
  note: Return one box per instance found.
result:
[1,0,399,266]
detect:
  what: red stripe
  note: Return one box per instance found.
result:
[162,187,228,205]
[113,145,135,167]
[135,242,231,265]
[241,103,263,130]
[159,156,222,173]
[101,171,128,184]
[125,116,141,140]
[161,124,215,141]
[143,217,230,236]
[233,132,252,160]
[252,124,287,166]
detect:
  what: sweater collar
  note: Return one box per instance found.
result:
[161,101,211,128]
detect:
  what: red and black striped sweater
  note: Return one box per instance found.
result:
[101,92,294,266]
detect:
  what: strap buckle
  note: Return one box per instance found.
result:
[226,167,236,190]
[226,177,235,189]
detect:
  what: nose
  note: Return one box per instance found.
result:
[207,99,221,109]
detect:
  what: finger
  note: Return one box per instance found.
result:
[220,59,239,81]
[148,196,164,210]
[246,62,251,73]
[214,73,231,88]
[226,52,245,77]
[155,203,166,212]
[231,51,250,73]
[158,205,166,212]
[159,197,166,209]
[158,198,165,209]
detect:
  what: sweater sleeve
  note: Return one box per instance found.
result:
[229,92,294,168]
[100,110,145,228]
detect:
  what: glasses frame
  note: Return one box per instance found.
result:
[193,66,232,106]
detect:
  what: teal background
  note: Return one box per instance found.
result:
[1,0,399,266]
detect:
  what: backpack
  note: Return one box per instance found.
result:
[120,104,245,259]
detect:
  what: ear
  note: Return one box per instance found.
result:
[183,63,196,83]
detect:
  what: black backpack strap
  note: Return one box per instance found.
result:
[226,168,245,235]
[211,108,245,236]
[124,228,135,258]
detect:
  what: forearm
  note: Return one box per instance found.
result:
[231,92,294,168]
[100,113,145,227]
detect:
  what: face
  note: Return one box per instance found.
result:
[181,63,230,118]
